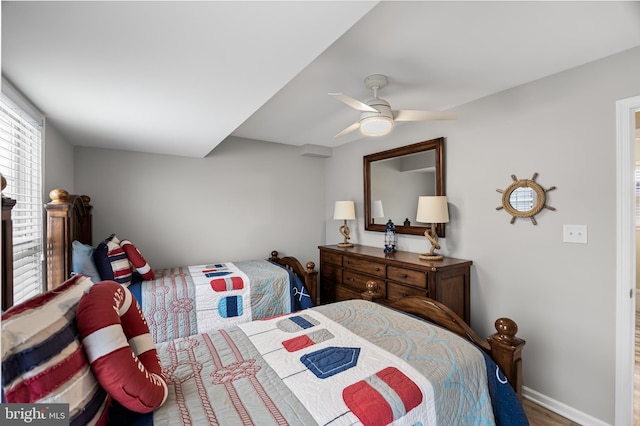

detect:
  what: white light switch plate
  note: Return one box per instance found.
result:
[563,225,588,244]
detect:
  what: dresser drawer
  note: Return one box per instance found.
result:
[387,266,426,289]
[342,269,386,294]
[387,281,428,301]
[343,256,386,278]
[321,263,342,283]
[321,251,342,267]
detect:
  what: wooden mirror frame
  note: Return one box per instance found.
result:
[364,137,445,237]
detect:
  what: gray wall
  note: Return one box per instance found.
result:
[73,136,326,270]
[44,121,74,196]
[324,46,640,424]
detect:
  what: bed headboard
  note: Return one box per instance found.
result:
[45,189,93,290]
[2,175,17,310]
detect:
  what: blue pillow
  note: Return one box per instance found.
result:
[71,240,101,283]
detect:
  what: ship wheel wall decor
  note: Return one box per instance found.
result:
[496,173,556,225]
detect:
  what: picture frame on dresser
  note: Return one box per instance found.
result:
[318,244,472,323]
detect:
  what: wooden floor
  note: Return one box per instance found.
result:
[522,399,581,425]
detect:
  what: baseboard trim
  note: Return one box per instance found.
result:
[523,386,610,426]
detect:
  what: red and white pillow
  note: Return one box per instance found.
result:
[93,234,133,286]
[1,275,111,425]
[77,281,167,413]
[120,239,155,280]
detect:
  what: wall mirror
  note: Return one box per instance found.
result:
[364,137,445,237]
[496,173,556,225]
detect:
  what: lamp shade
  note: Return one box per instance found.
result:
[416,196,449,224]
[334,201,356,220]
[372,200,384,218]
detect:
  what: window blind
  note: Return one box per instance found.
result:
[0,97,44,305]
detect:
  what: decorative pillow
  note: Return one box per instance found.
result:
[120,239,154,281]
[71,240,102,283]
[77,281,168,413]
[1,275,110,425]
[93,234,133,287]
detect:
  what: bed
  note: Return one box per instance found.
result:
[2,189,529,425]
[44,189,318,342]
[124,251,315,343]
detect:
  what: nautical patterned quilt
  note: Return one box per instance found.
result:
[125,299,528,425]
[128,259,313,343]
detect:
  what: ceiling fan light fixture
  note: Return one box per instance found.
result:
[331,74,457,138]
[360,115,393,136]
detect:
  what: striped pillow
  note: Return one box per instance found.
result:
[93,234,133,287]
[1,275,110,425]
[120,239,154,281]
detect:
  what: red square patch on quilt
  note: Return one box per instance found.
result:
[210,276,244,292]
[342,366,422,425]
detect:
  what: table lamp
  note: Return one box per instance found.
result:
[334,201,356,247]
[416,196,449,260]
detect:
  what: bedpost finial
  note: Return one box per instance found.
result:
[306,261,315,271]
[270,250,278,260]
[80,195,91,206]
[361,280,383,301]
[49,188,69,203]
[493,318,521,344]
[1,173,6,192]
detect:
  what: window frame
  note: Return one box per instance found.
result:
[1,80,45,307]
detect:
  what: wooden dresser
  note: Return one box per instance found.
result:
[319,244,473,323]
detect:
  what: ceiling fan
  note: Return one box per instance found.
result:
[329,74,458,138]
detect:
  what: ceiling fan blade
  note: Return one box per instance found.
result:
[329,93,379,112]
[334,121,360,138]
[393,110,459,122]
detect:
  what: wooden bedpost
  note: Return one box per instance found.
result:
[2,174,16,310]
[487,318,525,400]
[305,261,318,305]
[45,189,93,290]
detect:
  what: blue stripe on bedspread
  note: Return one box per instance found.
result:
[267,259,314,311]
[482,352,529,425]
[128,280,142,306]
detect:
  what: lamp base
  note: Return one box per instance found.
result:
[337,242,354,248]
[419,253,443,261]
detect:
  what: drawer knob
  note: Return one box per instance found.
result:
[346,277,354,282]
[375,267,380,271]
[401,274,408,278]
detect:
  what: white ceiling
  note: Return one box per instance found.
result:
[3,1,640,158]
